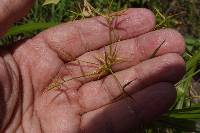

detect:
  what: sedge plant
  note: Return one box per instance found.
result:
[46,0,165,103]
[47,0,136,101]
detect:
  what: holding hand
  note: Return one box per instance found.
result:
[0,1,185,133]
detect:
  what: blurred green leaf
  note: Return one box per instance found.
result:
[155,118,200,132]
[154,105,200,132]
[175,49,200,109]
[185,36,200,47]
[167,105,200,119]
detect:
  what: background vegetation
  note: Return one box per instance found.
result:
[1,0,200,132]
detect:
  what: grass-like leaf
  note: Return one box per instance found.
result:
[4,22,58,38]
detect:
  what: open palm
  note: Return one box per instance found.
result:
[0,3,185,133]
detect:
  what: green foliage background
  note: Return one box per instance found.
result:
[1,0,200,132]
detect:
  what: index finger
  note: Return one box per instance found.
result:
[38,8,155,61]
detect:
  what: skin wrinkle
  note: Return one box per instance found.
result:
[74,23,90,54]
[35,113,44,133]
[23,70,34,117]
[1,56,19,131]
[64,63,87,84]
[10,53,39,133]
[22,69,42,133]
[3,57,20,102]
[76,17,110,51]
[3,90,20,133]
[1,59,12,102]
[3,62,15,128]
[118,38,142,68]
[40,23,83,61]
[0,83,6,132]
[119,9,155,39]
[19,37,63,94]
[4,72,21,133]
[92,16,122,43]
[16,56,24,133]
[49,63,83,97]
[135,37,145,63]
[20,66,33,113]
[78,80,111,114]
[78,67,139,113]
[4,61,23,133]
[103,80,118,101]
[20,84,25,133]
[37,38,65,92]
[0,54,21,132]
[19,70,42,132]
[93,16,122,45]
[119,66,141,95]
[15,87,23,133]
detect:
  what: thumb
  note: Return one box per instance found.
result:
[0,51,20,132]
[0,0,34,36]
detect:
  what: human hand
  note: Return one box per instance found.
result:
[0,1,185,133]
